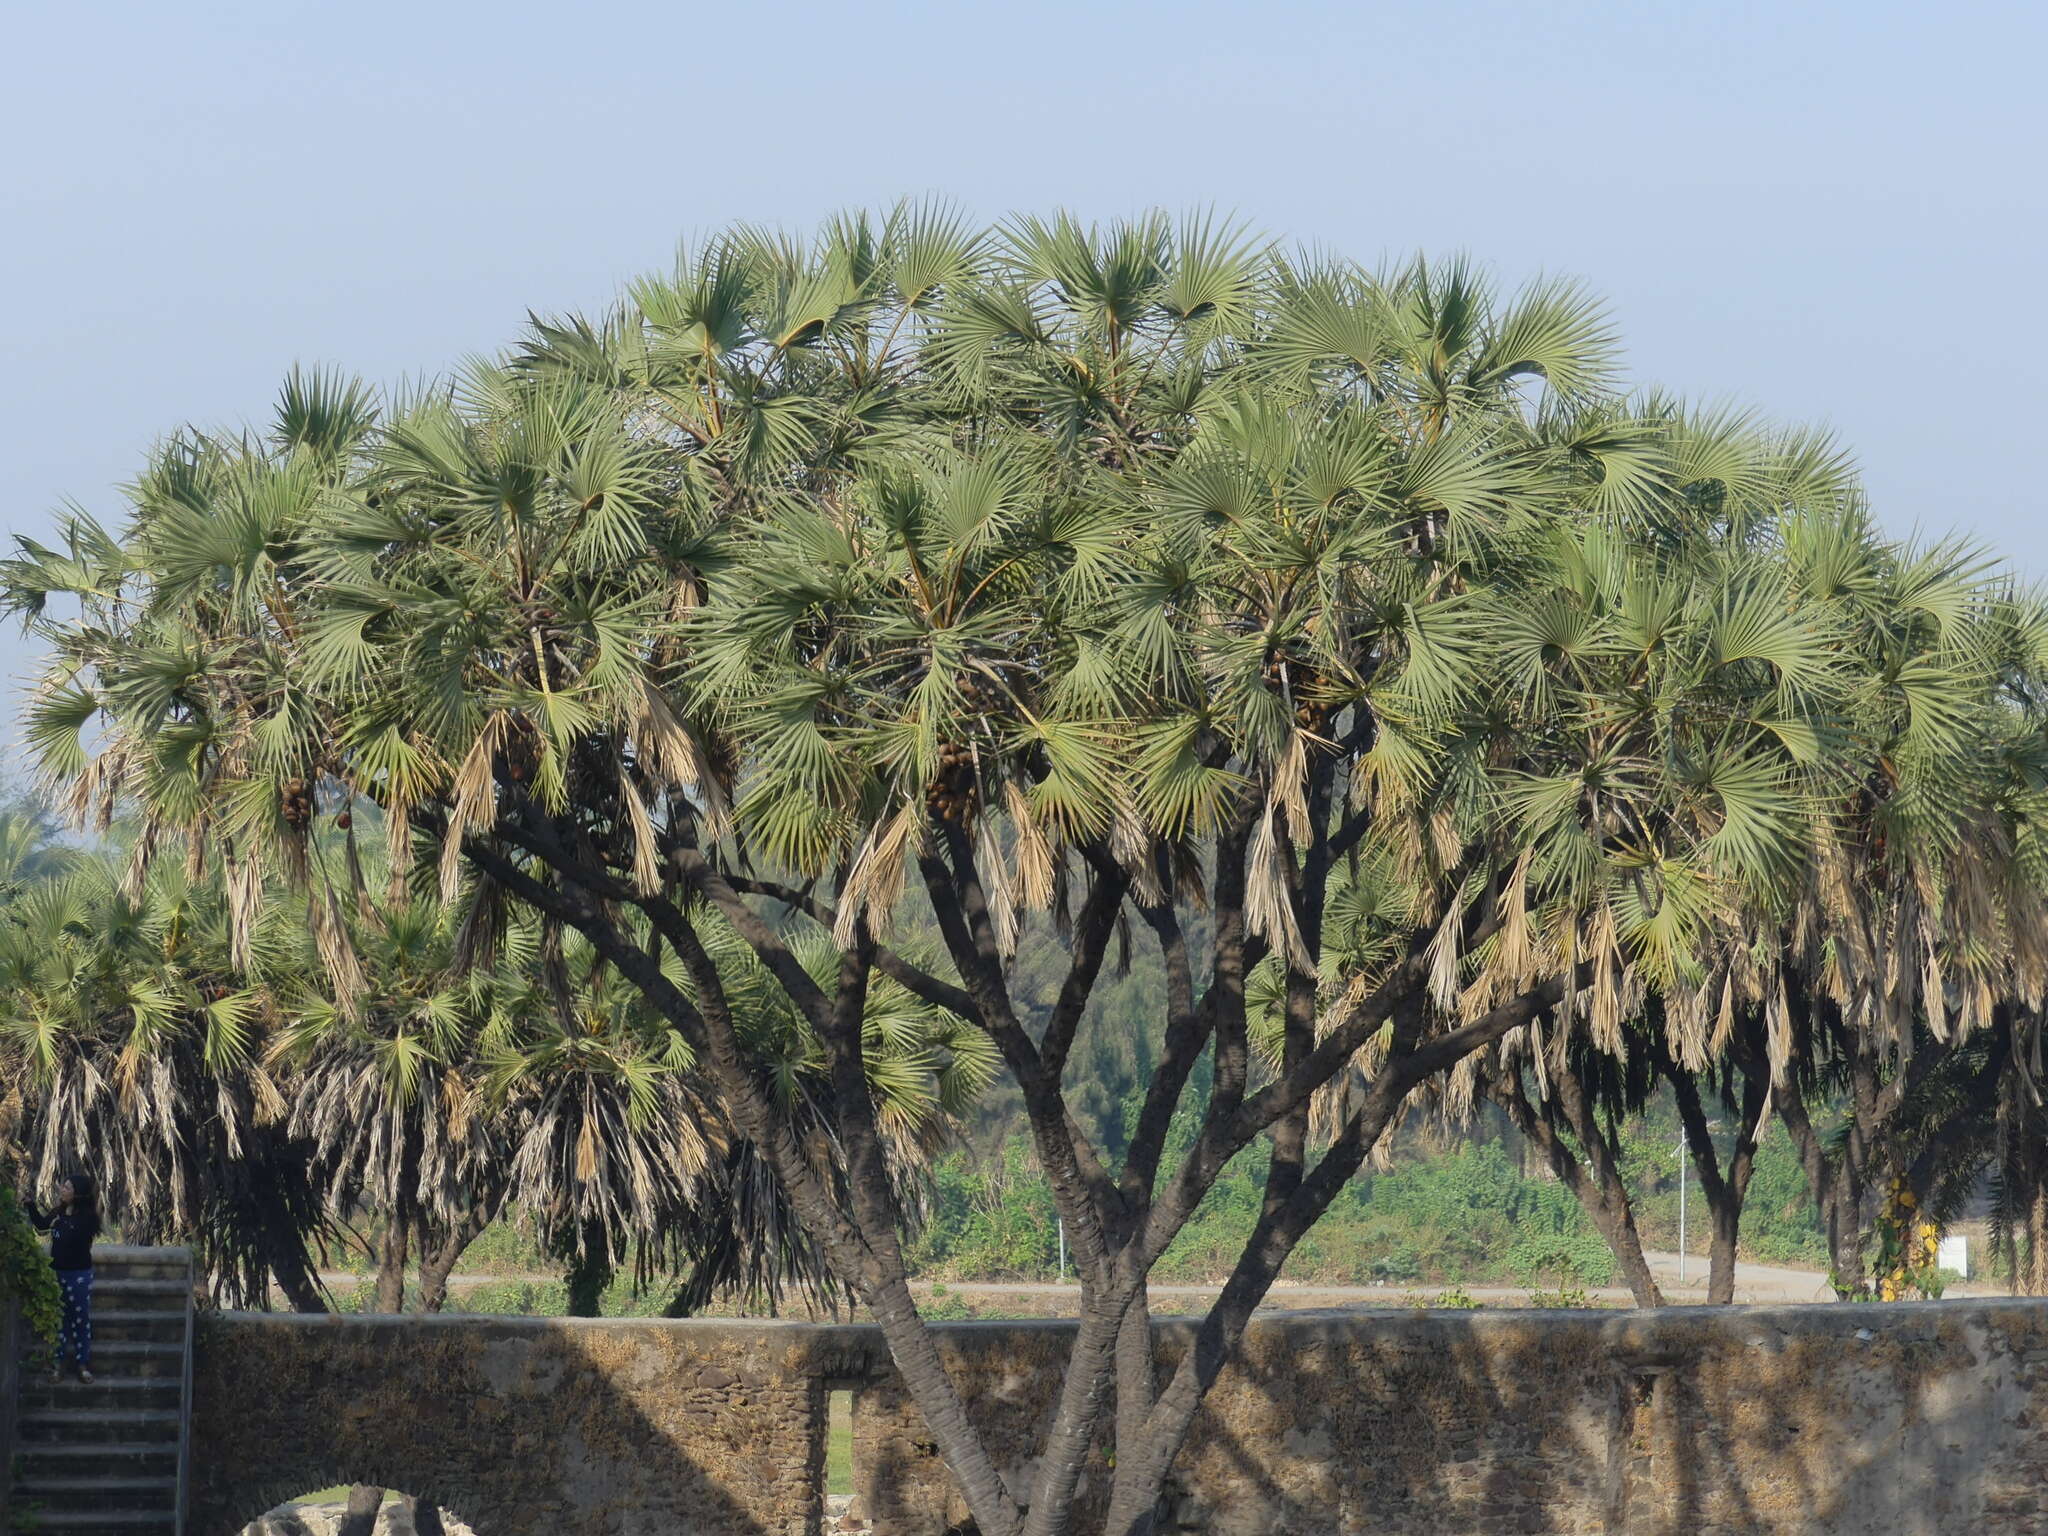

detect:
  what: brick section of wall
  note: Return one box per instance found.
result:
[189,1300,2048,1536]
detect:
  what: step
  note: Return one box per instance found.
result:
[16,1407,181,1444]
[97,1276,192,1298]
[83,1309,189,1343]
[96,1253,191,1272]
[13,1440,180,1479]
[18,1375,184,1413]
[81,1339,186,1377]
[5,1513,177,1531]
[92,1265,192,1286]
[84,1284,190,1315]
[16,1341,184,1379]
[73,1246,192,1281]
[10,1471,179,1512]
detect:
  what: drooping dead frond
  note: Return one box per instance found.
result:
[441,711,514,904]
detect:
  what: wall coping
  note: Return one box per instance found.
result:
[202,1293,2048,1348]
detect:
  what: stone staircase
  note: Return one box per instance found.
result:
[8,1246,194,1534]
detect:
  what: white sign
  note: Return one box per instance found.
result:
[1938,1234,1969,1278]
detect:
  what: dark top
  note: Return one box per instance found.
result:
[25,1198,99,1271]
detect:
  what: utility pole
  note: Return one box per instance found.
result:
[1058,1217,1067,1283]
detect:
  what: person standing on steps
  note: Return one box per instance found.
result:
[25,1173,100,1384]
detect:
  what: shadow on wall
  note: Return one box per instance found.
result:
[188,1300,2048,1536]
[190,1313,824,1536]
[1153,1303,2048,1536]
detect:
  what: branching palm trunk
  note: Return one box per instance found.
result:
[1493,1068,1663,1308]
[417,1187,505,1314]
[1653,1024,1770,1305]
[354,1204,479,1527]
[467,797,1576,1536]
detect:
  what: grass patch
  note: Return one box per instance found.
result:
[285,1487,399,1506]
[827,1390,854,1495]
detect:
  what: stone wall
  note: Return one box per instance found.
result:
[189,1299,2048,1536]
[189,1314,825,1536]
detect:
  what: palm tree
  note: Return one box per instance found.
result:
[0,850,334,1308]
[12,207,2044,1536]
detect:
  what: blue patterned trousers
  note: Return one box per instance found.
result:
[54,1267,92,1369]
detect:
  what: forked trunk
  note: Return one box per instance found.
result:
[416,1245,460,1315]
[417,1192,503,1314]
[1494,1070,1663,1307]
[1663,1042,1769,1306]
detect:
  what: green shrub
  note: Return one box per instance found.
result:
[922,1283,974,1321]
[0,1187,60,1350]
[1427,1286,1481,1309]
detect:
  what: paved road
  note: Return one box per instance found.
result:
[923,1254,1842,1310]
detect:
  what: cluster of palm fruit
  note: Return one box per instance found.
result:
[279,778,316,831]
[925,741,980,824]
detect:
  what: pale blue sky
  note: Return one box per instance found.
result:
[4,0,2043,700]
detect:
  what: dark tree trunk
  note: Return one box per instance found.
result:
[337,1484,384,1536]
[1781,1087,1869,1296]
[564,1217,613,1317]
[417,1188,504,1314]
[268,1238,329,1314]
[1495,1069,1664,1307]
[373,1215,410,1314]
[465,769,1585,1536]
[415,1239,461,1316]
[1658,1027,1770,1306]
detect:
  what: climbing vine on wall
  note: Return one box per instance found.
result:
[0,1186,61,1348]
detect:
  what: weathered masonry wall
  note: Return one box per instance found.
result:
[189,1299,2048,1536]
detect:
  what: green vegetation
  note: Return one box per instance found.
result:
[0,1186,61,1350]
[909,1121,1827,1293]
[826,1393,854,1497]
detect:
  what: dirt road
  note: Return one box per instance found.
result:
[315,1247,1997,1313]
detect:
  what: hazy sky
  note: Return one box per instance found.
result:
[4,0,2043,708]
